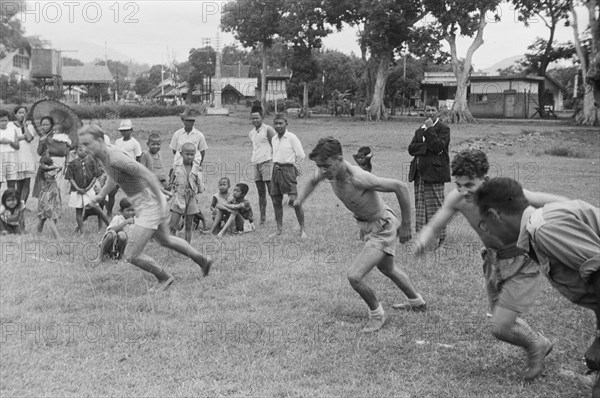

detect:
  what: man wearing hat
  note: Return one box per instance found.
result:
[170,107,208,168]
[248,105,276,225]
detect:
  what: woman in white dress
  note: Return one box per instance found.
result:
[9,106,36,204]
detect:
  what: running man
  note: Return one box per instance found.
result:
[79,125,212,292]
[295,137,425,333]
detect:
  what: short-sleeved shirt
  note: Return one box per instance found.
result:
[518,201,600,310]
[107,214,134,235]
[249,124,273,164]
[169,162,203,215]
[115,137,142,159]
[272,130,305,164]
[227,197,254,222]
[0,126,18,153]
[65,155,102,192]
[169,128,208,166]
[139,151,167,182]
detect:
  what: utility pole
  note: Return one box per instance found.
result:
[115,65,119,103]
[161,64,165,97]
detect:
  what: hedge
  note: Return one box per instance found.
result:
[70,104,187,120]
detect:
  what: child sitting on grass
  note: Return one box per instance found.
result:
[100,198,135,261]
[66,144,109,233]
[36,155,61,239]
[216,183,255,238]
[0,188,26,235]
[206,177,231,234]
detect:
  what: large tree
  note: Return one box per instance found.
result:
[221,0,285,109]
[0,0,27,59]
[279,0,331,115]
[424,0,501,123]
[325,0,426,121]
[512,0,572,114]
[569,0,599,125]
[134,64,164,96]
[187,47,216,104]
[62,57,84,67]
[96,60,129,100]
[385,55,430,115]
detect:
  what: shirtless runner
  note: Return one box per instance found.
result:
[79,125,212,292]
[294,137,425,333]
[414,149,568,381]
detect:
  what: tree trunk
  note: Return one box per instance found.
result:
[570,0,599,125]
[445,9,487,124]
[452,73,475,123]
[303,81,310,118]
[536,18,557,113]
[358,25,373,105]
[588,0,600,107]
[367,54,391,121]
[261,43,268,112]
[186,81,192,105]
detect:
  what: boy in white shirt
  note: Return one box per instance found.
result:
[100,197,135,261]
[115,119,142,161]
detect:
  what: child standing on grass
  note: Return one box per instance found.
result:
[0,188,26,235]
[169,143,204,243]
[37,155,61,238]
[139,133,168,190]
[0,109,20,191]
[115,119,142,161]
[100,197,135,261]
[66,145,108,233]
[207,177,231,234]
[216,183,255,238]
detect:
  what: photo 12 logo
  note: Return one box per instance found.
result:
[1,1,140,24]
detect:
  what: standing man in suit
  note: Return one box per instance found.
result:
[408,97,450,247]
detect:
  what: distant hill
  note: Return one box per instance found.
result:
[480,55,524,74]
[480,55,576,75]
[48,37,133,65]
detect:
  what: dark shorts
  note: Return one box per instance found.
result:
[271,163,298,196]
[220,210,245,231]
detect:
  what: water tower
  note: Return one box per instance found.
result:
[30,49,63,99]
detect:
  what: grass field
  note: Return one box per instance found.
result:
[1,110,599,397]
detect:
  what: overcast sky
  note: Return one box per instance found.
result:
[17,1,584,70]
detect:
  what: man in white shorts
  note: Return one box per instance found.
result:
[79,125,212,292]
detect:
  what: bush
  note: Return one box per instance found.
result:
[70,104,187,120]
[310,105,329,115]
[544,145,587,158]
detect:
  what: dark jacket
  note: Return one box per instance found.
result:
[408,120,451,183]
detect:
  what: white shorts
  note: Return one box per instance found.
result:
[68,188,95,208]
[129,189,169,230]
